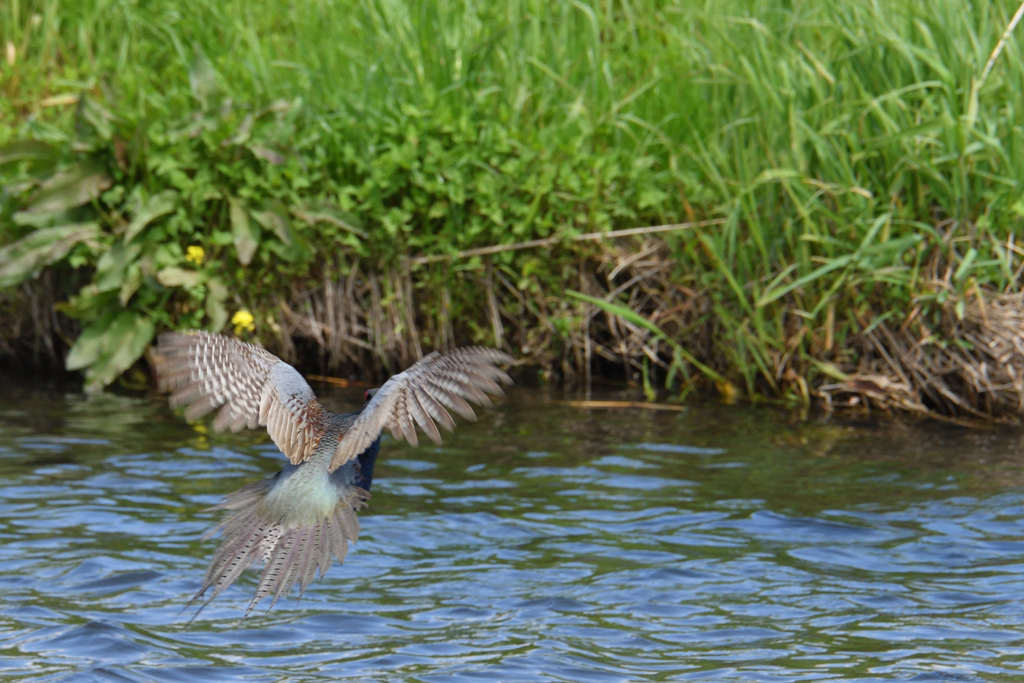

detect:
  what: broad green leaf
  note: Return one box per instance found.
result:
[156,266,202,288]
[189,51,219,108]
[119,263,143,306]
[124,190,179,243]
[206,277,229,331]
[22,164,112,214]
[250,146,285,165]
[225,114,254,146]
[95,243,141,292]
[78,311,156,392]
[0,140,56,166]
[78,96,115,141]
[229,197,259,265]
[0,223,101,288]
[206,296,228,332]
[254,200,309,263]
[89,314,156,391]
[58,284,116,320]
[1012,198,1024,218]
[206,276,228,302]
[638,187,668,209]
[12,209,80,229]
[292,203,367,238]
[66,311,119,371]
[251,200,295,245]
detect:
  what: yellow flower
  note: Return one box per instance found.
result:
[231,309,255,335]
[185,245,205,265]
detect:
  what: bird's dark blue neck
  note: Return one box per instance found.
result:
[356,436,381,491]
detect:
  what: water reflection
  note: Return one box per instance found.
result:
[0,377,1023,681]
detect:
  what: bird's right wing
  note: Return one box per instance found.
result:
[328,347,514,472]
[154,331,327,464]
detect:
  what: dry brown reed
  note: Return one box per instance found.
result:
[819,282,1024,425]
[280,240,1024,425]
[7,235,1024,428]
[275,238,712,384]
[0,270,81,367]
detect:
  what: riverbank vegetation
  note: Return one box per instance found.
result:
[2,0,1024,421]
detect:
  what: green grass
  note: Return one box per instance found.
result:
[1,0,1023,400]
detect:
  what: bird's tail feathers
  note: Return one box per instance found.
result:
[185,480,369,622]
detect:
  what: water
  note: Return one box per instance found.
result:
[2,377,1024,682]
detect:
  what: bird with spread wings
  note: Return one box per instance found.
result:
[153,331,513,618]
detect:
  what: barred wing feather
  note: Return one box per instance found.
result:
[328,347,513,472]
[154,331,326,464]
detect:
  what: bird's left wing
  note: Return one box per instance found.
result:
[153,331,327,464]
[328,347,514,472]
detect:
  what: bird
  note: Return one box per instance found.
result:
[153,330,514,618]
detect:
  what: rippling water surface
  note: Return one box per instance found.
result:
[2,376,1024,682]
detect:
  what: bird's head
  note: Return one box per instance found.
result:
[363,388,379,404]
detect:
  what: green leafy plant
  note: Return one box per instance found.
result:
[1,0,1023,407]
